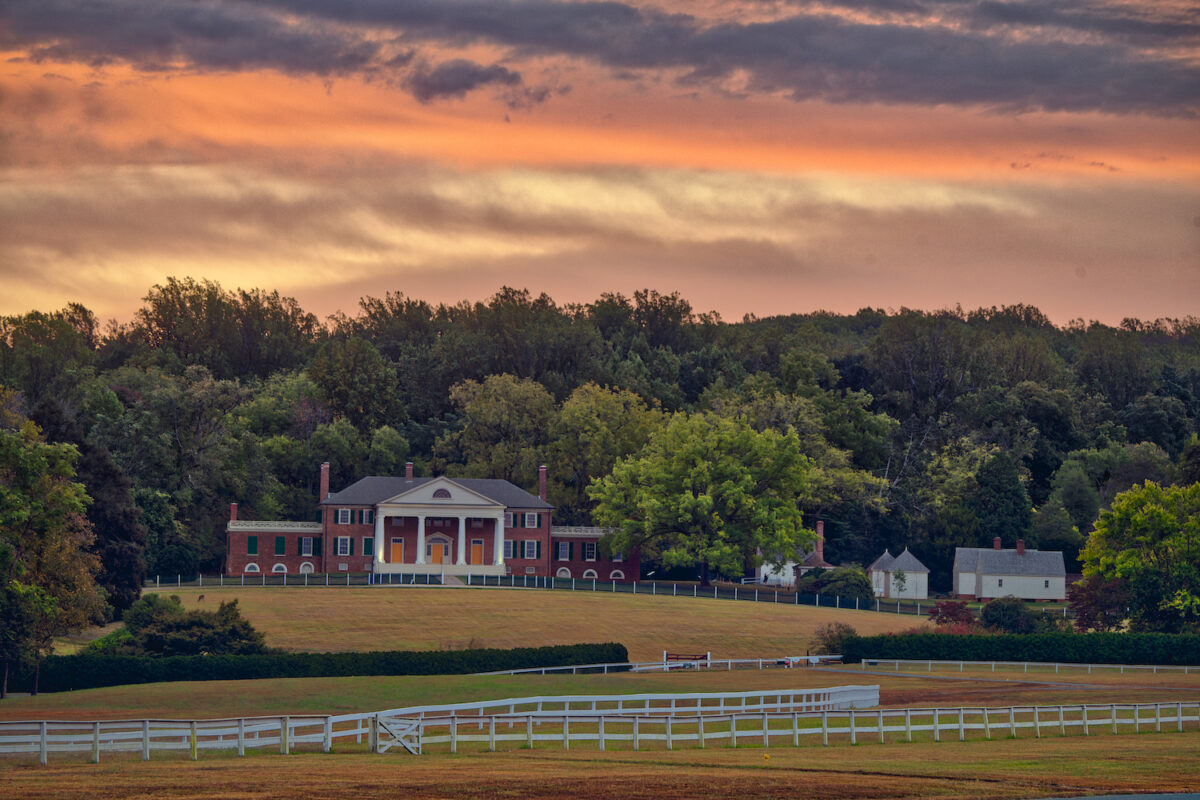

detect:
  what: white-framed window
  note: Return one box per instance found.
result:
[272,563,287,574]
[503,540,515,559]
[582,542,597,561]
[582,569,598,579]
[522,540,538,560]
[358,509,375,525]
[1044,579,1050,588]
[609,570,625,580]
[337,508,351,525]
[524,512,539,528]
[998,578,1004,587]
[299,562,315,574]
[336,536,352,556]
[338,563,348,571]
[505,512,516,528]
[556,567,571,579]
[300,537,314,557]
[612,551,624,563]
[244,562,260,573]
[557,541,570,561]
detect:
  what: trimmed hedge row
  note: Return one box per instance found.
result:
[842,632,1200,666]
[12,642,629,694]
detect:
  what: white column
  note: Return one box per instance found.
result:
[375,513,386,563]
[494,514,506,566]
[456,516,467,565]
[416,516,426,564]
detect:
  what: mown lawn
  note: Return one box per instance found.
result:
[3,730,1197,800]
[139,584,927,660]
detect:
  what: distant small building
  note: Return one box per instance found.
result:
[792,520,835,581]
[953,538,1066,601]
[753,520,833,586]
[868,547,929,599]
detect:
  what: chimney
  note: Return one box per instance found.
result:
[538,464,547,502]
[993,536,1002,550]
[1017,538,1025,556]
[405,461,414,481]
[320,461,330,501]
[816,520,825,562]
[229,502,238,522]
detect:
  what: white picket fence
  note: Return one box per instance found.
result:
[0,685,877,764]
[408,700,1200,754]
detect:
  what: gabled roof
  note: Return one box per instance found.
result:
[868,550,894,571]
[323,476,552,509]
[953,547,1064,578]
[889,547,929,573]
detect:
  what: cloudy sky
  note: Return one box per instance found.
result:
[2,0,1197,324]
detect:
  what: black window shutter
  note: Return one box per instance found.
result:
[348,537,355,556]
[568,542,574,560]
[536,540,542,559]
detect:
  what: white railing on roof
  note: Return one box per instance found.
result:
[226,521,323,532]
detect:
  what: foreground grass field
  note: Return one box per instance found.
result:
[139,585,926,660]
[5,731,1198,799]
[10,586,1197,799]
[2,664,1196,720]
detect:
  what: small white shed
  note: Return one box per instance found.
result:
[869,547,929,599]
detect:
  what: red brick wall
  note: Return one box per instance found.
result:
[548,538,637,581]
[225,529,322,575]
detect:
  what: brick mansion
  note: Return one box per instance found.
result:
[226,463,637,582]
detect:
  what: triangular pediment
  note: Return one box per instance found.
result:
[378,477,504,508]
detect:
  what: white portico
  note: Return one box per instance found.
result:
[371,477,507,576]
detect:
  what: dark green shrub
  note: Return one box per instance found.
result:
[11,642,629,693]
[842,632,1200,665]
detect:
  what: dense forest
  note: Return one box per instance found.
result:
[3,278,1199,602]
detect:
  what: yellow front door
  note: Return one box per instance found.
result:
[390,538,404,563]
[430,543,446,564]
[471,540,484,565]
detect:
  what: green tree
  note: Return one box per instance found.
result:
[31,397,146,613]
[588,413,813,584]
[548,383,664,523]
[435,374,556,487]
[796,565,874,604]
[1032,499,1084,571]
[969,453,1032,547]
[980,596,1037,634]
[1080,481,1200,632]
[0,405,105,693]
[307,337,403,433]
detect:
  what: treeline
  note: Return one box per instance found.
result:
[3,278,1199,601]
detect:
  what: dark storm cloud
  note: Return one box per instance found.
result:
[404,59,522,103]
[3,0,1198,115]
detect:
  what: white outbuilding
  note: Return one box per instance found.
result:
[953,538,1066,601]
[868,547,929,599]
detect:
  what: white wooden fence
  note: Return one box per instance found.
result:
[408,700,1200,754]
[480,654,844,676]
[5,694,1197,763]
[0,685,876,764]
[863,659,1199,675]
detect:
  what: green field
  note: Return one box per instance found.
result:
[133,584,930,660]
[6,584,1200,799]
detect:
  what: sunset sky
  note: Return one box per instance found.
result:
[2,0,1198,325]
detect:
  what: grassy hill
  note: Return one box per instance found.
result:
[146,585,926,661]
